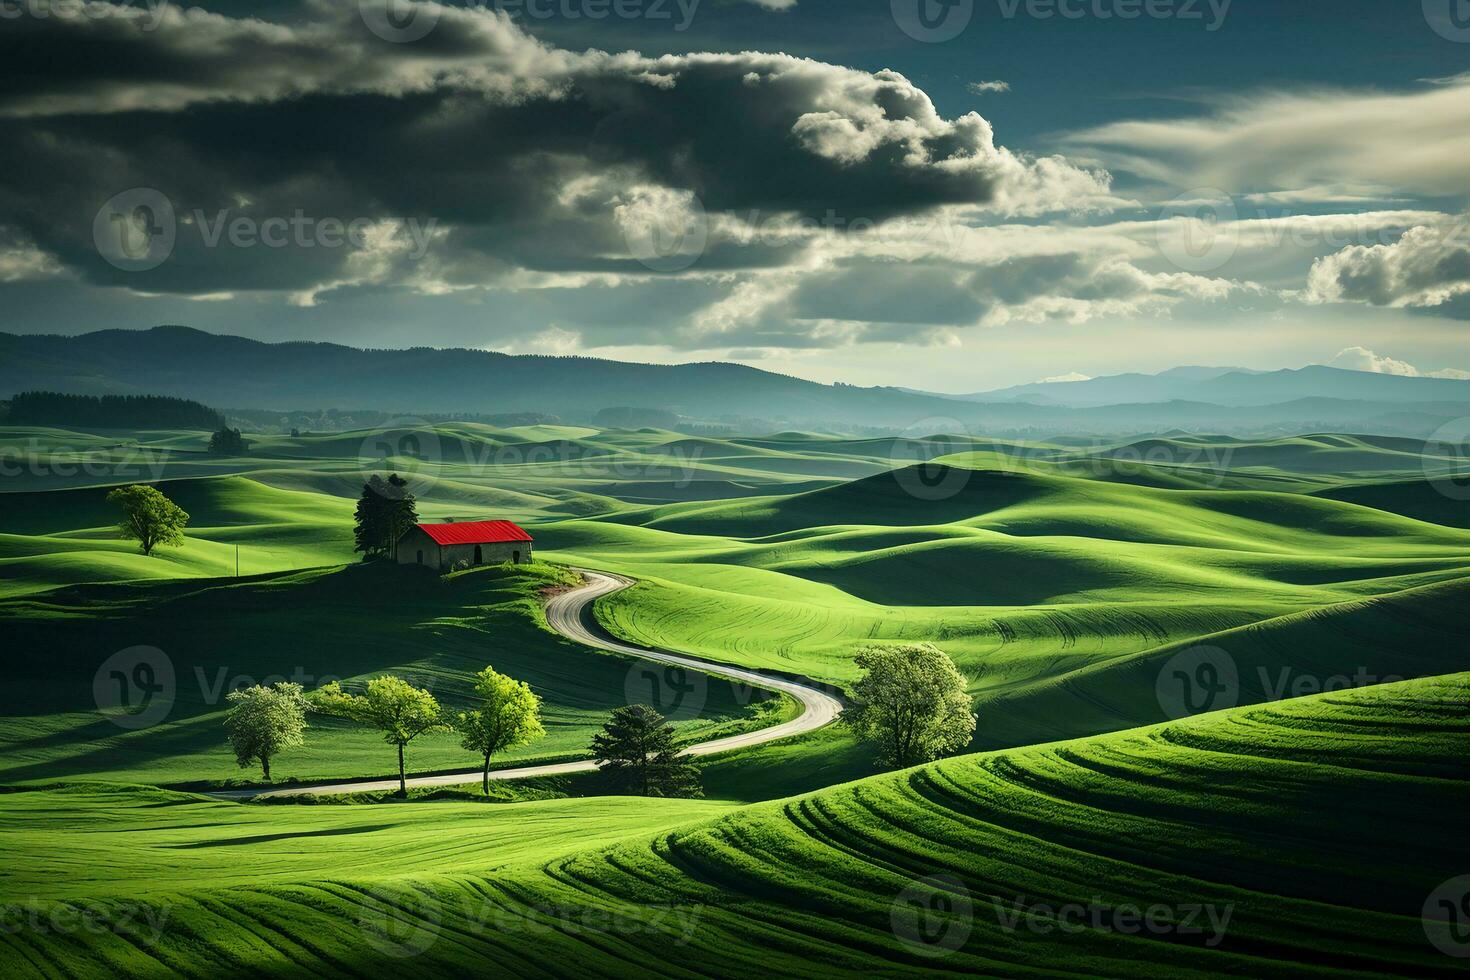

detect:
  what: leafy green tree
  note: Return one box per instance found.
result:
[106,484,189,556]
[845,643,976,769]
[354,473,418,560]
[224,682,309,780]
[455,666,546,796]
[312,677,447,795]
[208,427,249,454]
[590,704,701,798]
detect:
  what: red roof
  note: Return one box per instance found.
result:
[414,520,533,546]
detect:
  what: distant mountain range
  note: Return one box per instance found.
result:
[3,327,1468,437]
[958,365,1470,407]
[0,326,966,428]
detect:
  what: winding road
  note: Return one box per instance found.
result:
[219,570,842,799]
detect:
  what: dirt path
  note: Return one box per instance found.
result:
[213,569,842,799]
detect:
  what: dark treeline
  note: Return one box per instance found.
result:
[6,391,225,430]
[227,407,562,434]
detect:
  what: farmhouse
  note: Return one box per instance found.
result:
[395,519,533,572]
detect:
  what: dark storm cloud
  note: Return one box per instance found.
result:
[0,1,1109,302]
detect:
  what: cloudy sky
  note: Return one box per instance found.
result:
[1,0,1467,390]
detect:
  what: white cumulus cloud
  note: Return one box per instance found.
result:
[1306,221,1470,311]
[1325,346,1469,379]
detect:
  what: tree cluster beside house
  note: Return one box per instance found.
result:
[355,473,534,571]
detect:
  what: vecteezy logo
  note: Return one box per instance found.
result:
[1424,0,1470,42]
[624,662,707,722]
[360,0,441,43]
[93,646,176,729]
[889,418,973,501]
[1155,646,1239,720]
[891,874,973,957]
[358,883,441,958]
[357,416,442,498]
[619,189,708,273]
[93,188,176,272]
[1424,417,1470,501]
[1424,875,1470,957]
[892,0,974,42]
[1155,188,1239,273]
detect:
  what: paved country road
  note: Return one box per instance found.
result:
[214,570,843,799]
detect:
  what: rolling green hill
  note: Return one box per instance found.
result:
[4,673,1463,977]
[0,564,785,788]
[4,419,1468,977]
[0,784,736,901]
[0,476,356,596]
[600,463,1470,544]
[973,575,1470,748]
[6,424,1468,767]
[546,463,1470,702]
[1317,477,1470,529]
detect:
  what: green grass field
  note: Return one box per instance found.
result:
[0,784,737,900]
[4,674,1464,976]
[0,562,787,788]
[2,421,1467,976]
[548,466,1469,750]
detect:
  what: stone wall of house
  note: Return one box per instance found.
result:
[439,541,531,570]
[394,527,439,567]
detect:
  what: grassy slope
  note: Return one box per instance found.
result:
[973,574,1470,747]
[6,428,1467,787]
[5,425,1463,598]
[552,468,1470,619]
[4,423,1469,975]
[593,465,1470,548]
[0,564,784,787]
[0,477,356,596]
[547,464,1469,695]
[537,463,1470,762]
[952,433,1469,491]
[1317,477,1470,529]
[0,425,903,597]
[0,784,736,900]
[4,673,1464,978]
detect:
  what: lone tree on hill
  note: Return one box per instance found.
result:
[225,682,309,781]
[845,643,976,770]
[106,484,189,556]
[312,676,447,796]
[208,427,249,454]
[590,704,701,798]
[454,666,546,796]
[354,473,418,560]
